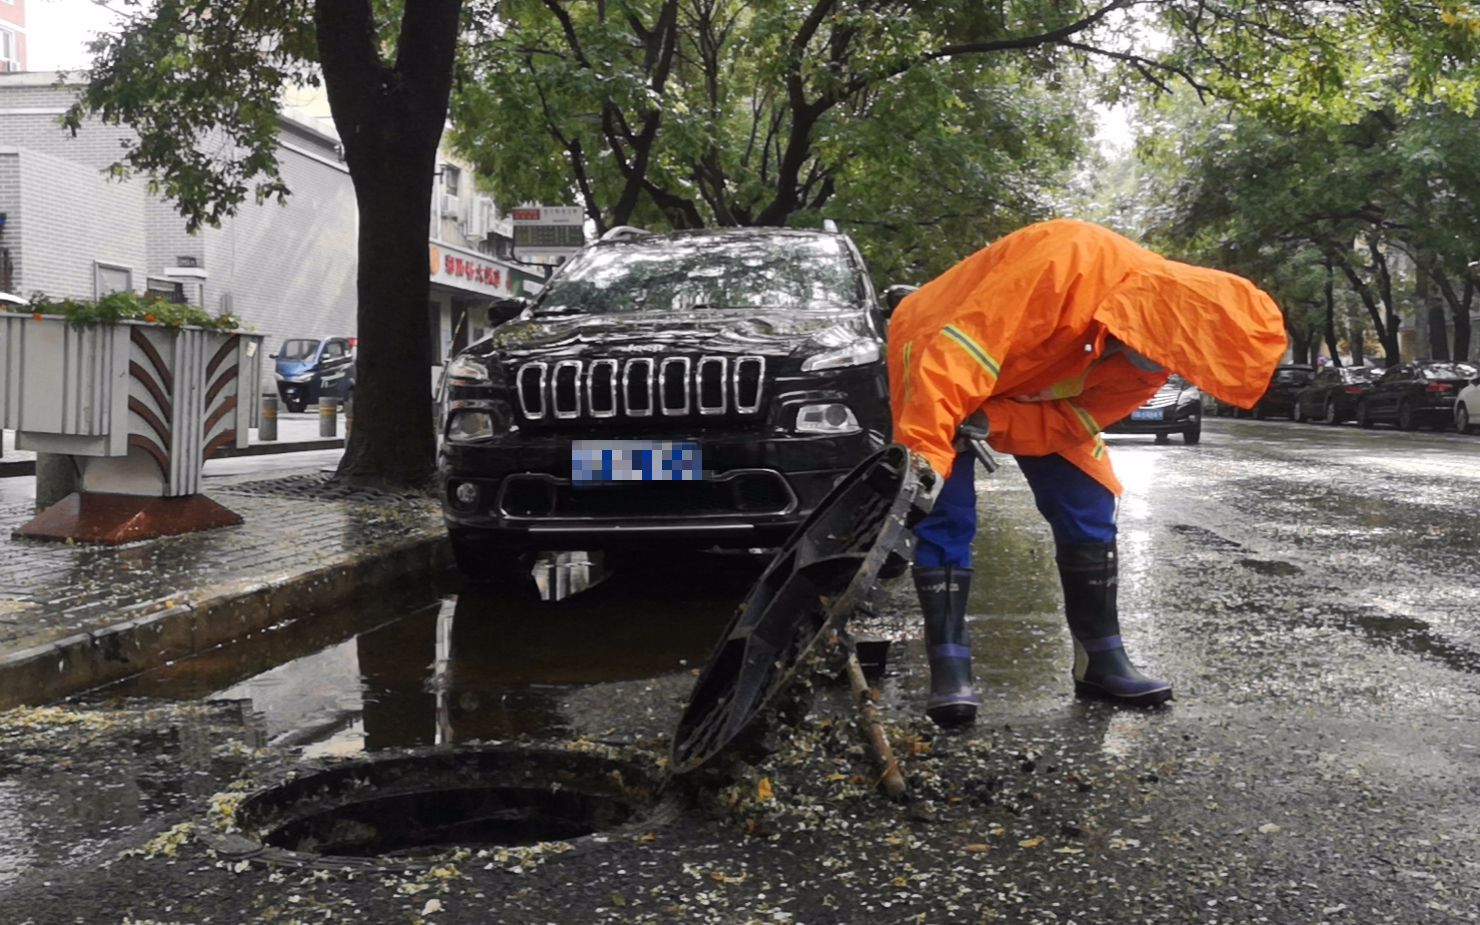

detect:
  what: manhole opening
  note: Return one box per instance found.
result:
[237,746,663,861]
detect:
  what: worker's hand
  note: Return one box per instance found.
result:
[910,455,943,521]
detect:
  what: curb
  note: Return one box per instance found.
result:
[0,439,347,478]
[0,530,450,711]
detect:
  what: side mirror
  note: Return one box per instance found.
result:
[881,284,919,318]
[488,297,530,326]
[268,353,278,359]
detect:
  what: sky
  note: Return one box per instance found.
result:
[23,0,123,73]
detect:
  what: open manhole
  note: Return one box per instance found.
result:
[230,745,669,866]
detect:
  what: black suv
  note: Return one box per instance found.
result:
[437,226,893,580]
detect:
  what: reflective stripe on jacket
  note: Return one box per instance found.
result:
[887,219,1287,494]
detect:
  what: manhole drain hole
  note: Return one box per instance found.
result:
[234,745,666,865]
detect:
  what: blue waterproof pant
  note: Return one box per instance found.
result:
[914,452,1117,569]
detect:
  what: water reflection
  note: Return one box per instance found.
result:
[114,552,761,755]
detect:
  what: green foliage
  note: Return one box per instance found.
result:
[4,290,244,331]
[65,0,322,232]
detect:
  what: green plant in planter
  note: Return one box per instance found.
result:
[4,291,245,331]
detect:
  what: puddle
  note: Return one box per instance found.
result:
[94,552,758,753]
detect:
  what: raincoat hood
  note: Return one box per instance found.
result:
[1092,257,1287,410]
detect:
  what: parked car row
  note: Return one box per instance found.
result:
[1210,361,1480,433]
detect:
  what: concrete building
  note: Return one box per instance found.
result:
[0,71,540,393]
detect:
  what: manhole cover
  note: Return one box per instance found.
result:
[231,746,667,866]
[669,444,928,777]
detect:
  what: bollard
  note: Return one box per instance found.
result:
[259,394,279,441]
[319,397,338,437]
[343,396,353,438]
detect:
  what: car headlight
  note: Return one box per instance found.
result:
[445,401,514,442]
[277,372,314,383]
[801,340,881,372]
[795,403,860,435]
[446,355,493,384]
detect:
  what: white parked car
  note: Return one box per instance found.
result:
[1457,379,1480,433]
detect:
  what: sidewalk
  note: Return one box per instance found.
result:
[0,447,449,710]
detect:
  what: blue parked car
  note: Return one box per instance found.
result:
[272,336,356,412]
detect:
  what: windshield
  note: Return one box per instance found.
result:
[1273,367,1313,384]
[279,339,320,361]
[1421,362,1479,379]
[534,234,862,316]
[1340,366,1378,384]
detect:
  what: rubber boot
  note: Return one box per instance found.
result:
[1055,542,1173,707]
[913,566,980,728]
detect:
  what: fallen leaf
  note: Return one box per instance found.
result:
[421,898,442,915]
[757,777,774,802]
[1018,837,1045,849]
[963,844,992,854]
[1258,823,1282,834]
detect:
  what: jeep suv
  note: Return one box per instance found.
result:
[437,226,892,580]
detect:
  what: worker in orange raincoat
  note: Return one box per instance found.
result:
[889,219,1286,727]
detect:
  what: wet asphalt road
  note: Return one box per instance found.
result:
[1,418,1478,924]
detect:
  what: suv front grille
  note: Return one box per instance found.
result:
[515,356,766,422]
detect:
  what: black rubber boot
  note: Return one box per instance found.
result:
[1055,542,1173,707]
[913,566,980,728]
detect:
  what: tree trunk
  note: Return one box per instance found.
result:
[315,0,462,489]
[1323,256,1341,366]
[1432,268,1474,364]
[335,166,440,488]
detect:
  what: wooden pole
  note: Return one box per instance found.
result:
[845,646,908,802]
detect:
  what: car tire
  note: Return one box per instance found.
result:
[1397,399,1416,431]
[1253,404,1266,421]
[1183,424,1201,445]
[1322,398,1338,425]
[1356,400,1374,429]
[1155,433,1171,444]
[1459,404,1472,434]
[1291,402,1304,423]
[286,399,306,413]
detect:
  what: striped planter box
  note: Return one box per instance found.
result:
[0,314,263,497]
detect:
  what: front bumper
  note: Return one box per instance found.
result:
[439,429,885,550]
[1107,406,1200,435]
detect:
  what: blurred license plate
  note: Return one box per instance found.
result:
[572,440,702,483]
[1131,409,1162,421]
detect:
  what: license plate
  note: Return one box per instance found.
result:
[1131,409,1162,421]
[572,440,702,483]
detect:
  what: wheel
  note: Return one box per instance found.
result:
[1459,403,1472,434]
[286,399,306,413]
[1291,401,1304,423]
[1253,404,1266,420]
[1397,399,1416,431]
[1183,424,1202,445]
[1322,398,1338,425]
[1356,400,1374,429]
[1155,433,1171,444]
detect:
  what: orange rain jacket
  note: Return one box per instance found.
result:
[888,219,1287,495]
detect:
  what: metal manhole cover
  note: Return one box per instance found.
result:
[669,444,928,777]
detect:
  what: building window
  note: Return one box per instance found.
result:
[441,165,461,196]
[94,263,133,297]
[146,277,188,304]
[0,28,19,72]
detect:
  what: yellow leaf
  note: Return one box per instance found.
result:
[825,773,847,782]
[962,843,992,853]
[756,778,774,802]
[1017,837,1045,849]
[637,833,656,843]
